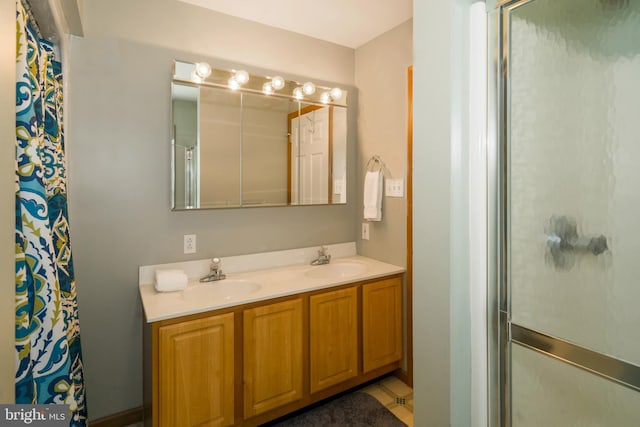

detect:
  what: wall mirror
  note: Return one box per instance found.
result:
[171,60,348,210]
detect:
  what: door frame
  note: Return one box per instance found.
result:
[398,66,414,387]
[393,66,414,388]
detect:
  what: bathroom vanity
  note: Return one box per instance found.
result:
[139,244,404,427]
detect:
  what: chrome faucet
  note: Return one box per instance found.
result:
[310,246,331,266]
[200,258,226,282]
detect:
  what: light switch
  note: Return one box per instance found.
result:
[385,178,404,198]
[333,179,343,194]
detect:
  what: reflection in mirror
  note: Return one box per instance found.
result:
[289,103,347,205]
[172,84,199,208]
[171,60,348,210]
[200,88,242,207]
[241,93,291,206]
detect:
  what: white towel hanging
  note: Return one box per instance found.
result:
[363,170,383,221]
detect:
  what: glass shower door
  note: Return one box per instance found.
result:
[498,0,640,424]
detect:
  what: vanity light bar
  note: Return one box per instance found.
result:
[181,61,346,105]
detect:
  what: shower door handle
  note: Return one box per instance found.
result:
[546,233,608,256]
[545,215,608,269]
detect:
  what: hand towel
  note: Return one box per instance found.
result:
[155,269,188,292]
[363,170,383,221]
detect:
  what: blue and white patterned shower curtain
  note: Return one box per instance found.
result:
[15,2,87,425]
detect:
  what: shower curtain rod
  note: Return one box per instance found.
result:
[21,0,44,40]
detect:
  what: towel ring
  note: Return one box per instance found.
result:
[366,155,391,177]
[366,155,383,172]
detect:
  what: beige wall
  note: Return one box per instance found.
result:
[0,0,16,403]
[354,20,412,375]
[67,0,357,419]
[83,0,354,86]
[355,20,412,268]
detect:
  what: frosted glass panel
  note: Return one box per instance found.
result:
[512,345,640,426]
[509,0,640,366]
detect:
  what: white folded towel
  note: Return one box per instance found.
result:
[363,170,383,221]
[154,269,188,292]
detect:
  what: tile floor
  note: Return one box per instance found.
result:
[361,375,414,427]
[126,375,414,427]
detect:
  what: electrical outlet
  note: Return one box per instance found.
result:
[184,234,196,254]
[362,223,370,240]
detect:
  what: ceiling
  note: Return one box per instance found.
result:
[178,0,413,49]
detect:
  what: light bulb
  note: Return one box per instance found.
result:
[302,82,316,95]
[271,75,285,90]
[190,71,203,83]
[293,87,304,100]
[330,87,343,100]
[320,92,331,104]
[194,62,212,79]
[228,77,240,90]
[234,69,249,85]
[262,82,274,95]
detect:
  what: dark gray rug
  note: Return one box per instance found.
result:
[267,392,407,427]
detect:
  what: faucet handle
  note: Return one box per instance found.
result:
[319,246,328,256]
[211,257,221,270]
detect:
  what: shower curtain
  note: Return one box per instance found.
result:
[15,2,87,425]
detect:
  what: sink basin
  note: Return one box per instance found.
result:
[305,261,367,279]
[185,280,261,301]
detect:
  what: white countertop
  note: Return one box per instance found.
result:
[139,254,404,323]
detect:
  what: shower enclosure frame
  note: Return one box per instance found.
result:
[486,2,509,425]
[487,0,640,426]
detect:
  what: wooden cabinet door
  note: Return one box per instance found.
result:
[362,277,402,373]
[243,298,303,418]
[158,313,234,427]
[309,287,358,393]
